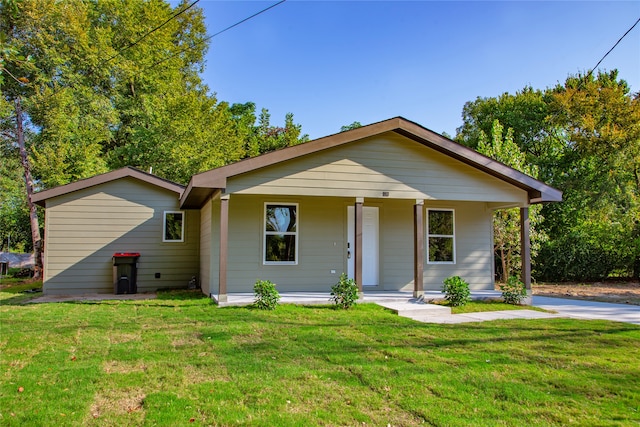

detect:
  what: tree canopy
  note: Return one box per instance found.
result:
[457,70,640,280]
[1,0,307,253]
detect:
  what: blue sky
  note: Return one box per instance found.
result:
[192,1,640,139]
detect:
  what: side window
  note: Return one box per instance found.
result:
[264,203,298,264]
[163,211,184,242]
[427,209,455,263]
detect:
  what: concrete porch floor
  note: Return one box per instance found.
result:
[215,289,504,307]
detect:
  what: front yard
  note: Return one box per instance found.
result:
[1,289,639,426]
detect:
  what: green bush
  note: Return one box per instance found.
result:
[253,279,280,310]
[8,267,33,278]
[442,276,471,307]
[499,276,528,305]
[330,273,359,309]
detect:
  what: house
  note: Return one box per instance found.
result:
[32,117,561,299]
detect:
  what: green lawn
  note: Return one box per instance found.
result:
[1,290,638,426]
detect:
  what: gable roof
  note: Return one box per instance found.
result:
[180,117,562,208]
[32,166,184,207]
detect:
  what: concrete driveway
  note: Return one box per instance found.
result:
[532,296,640,325]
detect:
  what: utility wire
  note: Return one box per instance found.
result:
[550,15,640,122]
[585,16,640,80]
[101,0,201,65]
[144,0,287,72]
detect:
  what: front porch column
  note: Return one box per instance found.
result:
[520,207,532,301]
[354,198,364,294]
[413,200,424,298]
[218,195,229,303]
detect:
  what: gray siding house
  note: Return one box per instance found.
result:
[33,117,561,298]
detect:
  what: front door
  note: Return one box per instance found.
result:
[347,206,379,287]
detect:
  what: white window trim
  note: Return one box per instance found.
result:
[426,208,456,264]
[163,211,185,243]
[263,202,299,265]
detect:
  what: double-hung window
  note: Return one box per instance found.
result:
[163,211,184,242]
[264,203,298,264]
[427,209,455,263]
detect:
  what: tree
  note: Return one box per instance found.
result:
[538,70,640,280]
[340,121,362,132]
[1,0,310,254]
[1,0,230,261]
[228,104,308,158]
[476,119,546,281]
[457,87,551,162]
[456,69,640,281]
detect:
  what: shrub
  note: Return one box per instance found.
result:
[8,267,33,278]
[499,276,528,305]
[330,273,359,309]
[253,279,280,310]
[442,276,471,307]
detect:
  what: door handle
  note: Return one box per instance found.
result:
[347,251,351,259]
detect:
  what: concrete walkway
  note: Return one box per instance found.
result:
[379,295,640,325]
[377,300,564,324]
[532,296,640,325]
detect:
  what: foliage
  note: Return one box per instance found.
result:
[330,273,359,309]
[2,299,639,425]
[476,119,546,280]
[0,149,31,252]
[442,276,471,307]
[253,279,280,310]
[230,104,309,158]
[0,0,308,251]
[499,276,528,305]
[340,121,363,132]
[457,69,640,281]
[457,86,551,161]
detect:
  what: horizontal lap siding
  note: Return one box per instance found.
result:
[43,178,199,295]
[422,201,494,290]
[224,195,346,293]
[227,133,528,204]
[378,200,493,291]
[379,200,415,291]
[215,196,494,294]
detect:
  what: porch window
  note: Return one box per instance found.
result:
[163,211,184,242]
[427,209,455,263]
[264,203,298,264]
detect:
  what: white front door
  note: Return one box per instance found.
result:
[347,206,379,287]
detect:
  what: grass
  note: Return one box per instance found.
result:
[0,289,639,426]
[447,301,548,314]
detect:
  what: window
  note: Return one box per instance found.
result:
[427,209,455,263]
[163,211,184,242]
[264,203,298,264]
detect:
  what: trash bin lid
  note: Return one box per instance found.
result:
[113,252,140,258]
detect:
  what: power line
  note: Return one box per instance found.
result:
[102,0,201,65]
[585,16,640,80]
[551,16,640,118]
[144,0,287,72]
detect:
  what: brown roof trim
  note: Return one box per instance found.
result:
[180,117,562,208]
[32,166,184,207]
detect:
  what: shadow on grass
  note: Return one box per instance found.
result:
[0,280,43,305]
